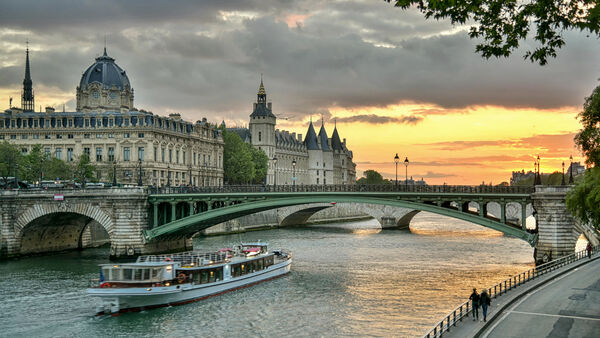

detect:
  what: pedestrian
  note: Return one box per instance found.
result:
[480,289,491,322]
[586,242,592,259]
[469,288,479,321]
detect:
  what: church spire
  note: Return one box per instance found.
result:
[257,74,266,103]
[22,42,34,112]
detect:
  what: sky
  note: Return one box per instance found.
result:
[0,0,597,184]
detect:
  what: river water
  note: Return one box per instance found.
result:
[1,213,549,337]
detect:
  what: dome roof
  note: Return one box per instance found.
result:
[79,49,131,90]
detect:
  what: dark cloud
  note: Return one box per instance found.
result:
[0,0,598,121]
[336,114,423,124]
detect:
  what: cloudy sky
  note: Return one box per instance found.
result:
[1,0,597,184]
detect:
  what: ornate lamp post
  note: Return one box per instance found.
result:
[569,154,574,184]
[14,163,18,189]
[137,158,143,187]
[273,157,278,189]
[113,161,117,186]
[561,161,566,186]
[404,157,409,187]
[166,164,171,187]
[394,153,399,188]
[535,155,542,185]
[188,165,193,186]
[39,158,44,187]
[292,159,297,190]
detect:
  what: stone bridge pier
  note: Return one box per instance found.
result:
[532,186,599,264]
[0,188,189,260]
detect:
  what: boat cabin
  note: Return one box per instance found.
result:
[99,262,175,285]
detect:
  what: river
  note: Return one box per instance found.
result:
[0,213,552,337]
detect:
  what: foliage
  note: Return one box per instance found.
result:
[23,144,44,183]
[44,157,72,182]
[567,167,600,230]
[223,130,255,184]
[357,169,393,185]
[247,144,269,184]
[387,0,600,65]
[0,141,24,187]
[73,154,96,184]
[574,85,600,167]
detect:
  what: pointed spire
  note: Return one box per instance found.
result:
[304,119,320,150]
[258,74,266,96]
[318,120,331,151]
[24,41,31,83]
[22,41,34,112]
[103,35,107,56]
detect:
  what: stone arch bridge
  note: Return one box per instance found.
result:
[1,185,595,263]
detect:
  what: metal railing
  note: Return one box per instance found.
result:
[149,184,534,195]
[423,246,597,338]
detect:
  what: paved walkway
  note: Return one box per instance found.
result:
[440,254,599,338]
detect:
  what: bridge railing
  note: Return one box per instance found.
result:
[422,245,598,338]
[149,184,534,195]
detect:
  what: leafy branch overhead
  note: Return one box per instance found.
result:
[387,0,600,65]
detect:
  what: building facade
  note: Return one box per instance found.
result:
[228,80,356,186]
[1,48,224,187]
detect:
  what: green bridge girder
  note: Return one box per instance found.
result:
[143,192,537,245]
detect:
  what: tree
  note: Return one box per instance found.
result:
[73,154,96,185]
[24,144,44,183]
[387,1,600,65]
[247,144,269,184]
[223,131,255,184]
[567,84,600,229]
[44,157,72,182]
[0,141,24,187]
[357,169,392,185]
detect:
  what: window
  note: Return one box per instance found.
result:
[259,131,262,142]
[203,154,206,165]
[124,133,130,138]
[208,155,211,166]
[34,120,38,128]
[57,120,62,127]
[45,148,51,158]
[138,147,144,161]
[56,148,62,160]
[85,119,90,127]
[193,152,196,165]
[138,133,144,138]
[183,151,186,164]
[182,172,185,180]
[161,148,165,162]
[108,133,114,138]
[10,135,16,139]
[124,147,130,161]
[68,134,74,139]
[154,148,157,161]
[108,147,115,162]
[21,148,28,155]
[84,147,90,157]
[56,134,62,139]
[175,172,179,179]
[109,119,114,127]
[84,134,90,139]
[169,149,172,163]
[33,134,39,139]
[323,162,326,167]
[96,148,103,162]
[176,150,179,164]
[153,170,157,178]
[124,118,129,126]
[67,148,74,162]
[96,134,102,139]
[161,170,164,178]
[317,178,319,184]
[68,119,73,127]
[21,134,27,139]
[45,134,51,139]
[0,136,3,140]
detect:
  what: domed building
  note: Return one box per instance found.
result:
[1,47,224,188]
[76,48,134,112]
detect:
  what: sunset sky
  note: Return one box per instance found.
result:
[1,0,597,184]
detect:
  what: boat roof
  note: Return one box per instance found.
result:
[99,262,172,267]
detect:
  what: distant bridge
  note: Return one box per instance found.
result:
[0,185,593,263]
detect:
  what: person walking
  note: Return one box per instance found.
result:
[480,289,491,322]
[469,288,480,321]
[586,242,593,259]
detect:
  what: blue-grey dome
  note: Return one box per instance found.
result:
[79,49,131,90]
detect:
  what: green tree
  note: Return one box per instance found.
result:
[223,131,254,184]
[44,157,72,182]
[247,144,269,184]
[24,144,44,183]
[567,84,600,229]
[0,141,24,187]
[357,169,391,185]
[73,154,96,185]
[387,1,600,65]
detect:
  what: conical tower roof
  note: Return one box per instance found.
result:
[318,120,331,151]
[331,124,343,151]
[304,120,320,150]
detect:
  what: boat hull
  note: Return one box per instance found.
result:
[88,258,291,314]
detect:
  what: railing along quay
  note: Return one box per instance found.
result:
[149,184,534,195]
[422,246,598,338]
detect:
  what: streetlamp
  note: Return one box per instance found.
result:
[137,158,143,187]
[535,155,542,185]
[39,158,44,187]
[569,154,574,184]
[404,157,409,187]
[292,159,296,190]
[394,153,399,188]
[14,163,19,189]
[113,161,117,187]
[188,165,193,186]
[273,157,278,189]
[561,161,566,185]
[166,164,171,187]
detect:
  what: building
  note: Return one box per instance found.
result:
[228,79,356,185]
[510,169,536,185]
[1,47,224,187]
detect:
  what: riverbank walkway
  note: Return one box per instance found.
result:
[440,254,599,338]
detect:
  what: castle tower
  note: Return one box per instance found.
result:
[249,77,276,183]
[21,45,35,112]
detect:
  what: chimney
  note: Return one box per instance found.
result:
[45,107,55,113]
[297,133,302,142]
[343,138,346,146]
[291,132,296,139]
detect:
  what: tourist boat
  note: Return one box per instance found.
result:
[87,243,292,314]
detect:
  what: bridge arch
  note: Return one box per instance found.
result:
[145,195,537,245]
[14,203,114,255]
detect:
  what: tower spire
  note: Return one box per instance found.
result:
[22,41,34,112]
[257,74,266,103]
[103,35,107,56]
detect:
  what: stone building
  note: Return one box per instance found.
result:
[228,79,356,186]
[1,47,224,187]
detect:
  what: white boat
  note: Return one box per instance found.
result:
[87,243,292,314]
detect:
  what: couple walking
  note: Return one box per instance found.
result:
[469,288,491,322]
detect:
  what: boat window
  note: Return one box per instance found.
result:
[143,269,150,280]
[134,269,143,281]
[208,270,216,283]
[201,270,209,284]
[123,268,133,281]
[215,267,223,281]
[102,268,111,281]
[257,259,264,270]
[194,273,200,284]
[152,268,161,280]
[264,255,274,267]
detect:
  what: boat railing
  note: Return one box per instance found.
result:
[136,251,228,266]
[274,248,292,261]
